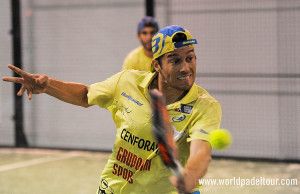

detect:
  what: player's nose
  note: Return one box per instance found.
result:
[180,60,192,73]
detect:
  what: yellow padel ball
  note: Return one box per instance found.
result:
[209,128,232,150]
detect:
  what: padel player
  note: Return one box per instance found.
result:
[3,25,221,194]
[122,16,159,71]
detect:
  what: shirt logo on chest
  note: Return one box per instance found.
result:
[175,104,193,114]
[172,114,186,122]
[121,92,143,106]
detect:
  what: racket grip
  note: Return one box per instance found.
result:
[172,160,188,194]
[178,177,192,194]
[177,176,186,194]
[174,162,197,194]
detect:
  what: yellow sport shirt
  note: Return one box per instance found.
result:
[122,46,152,71]
[88,70,221,194]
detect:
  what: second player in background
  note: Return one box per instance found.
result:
[122,16,159,71]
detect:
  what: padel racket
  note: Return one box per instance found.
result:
[150,89,187,194]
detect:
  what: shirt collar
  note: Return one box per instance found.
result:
[138,71,157,101]
[166,84,198,110]
[138,71,157,90]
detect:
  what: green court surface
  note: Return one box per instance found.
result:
[0,148,299,194]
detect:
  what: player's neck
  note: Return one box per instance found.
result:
[163,87,187,105]
[150,75,187,105]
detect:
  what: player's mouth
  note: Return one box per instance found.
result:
[177,73,192,80]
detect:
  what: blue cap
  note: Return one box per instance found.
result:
[137,16,159,34]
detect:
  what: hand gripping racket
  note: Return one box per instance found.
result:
[150,89,187,194]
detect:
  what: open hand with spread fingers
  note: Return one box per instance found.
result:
[2,64,49,100]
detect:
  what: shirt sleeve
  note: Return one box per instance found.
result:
[187,102,222,144]
[87,71,124,109]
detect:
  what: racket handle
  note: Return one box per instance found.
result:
[172,160,188,194]
[177,175,186,194]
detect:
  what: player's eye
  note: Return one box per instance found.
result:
[142,31,155,35]
[169,57,182,65]
[186,54,196,63]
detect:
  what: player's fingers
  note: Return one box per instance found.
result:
[2,76,24,84]
[29,91,33,100]
[8,64,32,79]
[27,90,33,100]
[17,85,26,96]
[169,176,178,187]
[169,175,189,193]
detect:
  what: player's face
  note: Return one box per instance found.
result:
[158,46,197,91]
[138,26,156,51]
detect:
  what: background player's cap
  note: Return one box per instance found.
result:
[151,25,197,60]
[137,16,159,34]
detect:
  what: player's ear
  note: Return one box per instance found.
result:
[152,60,161,72]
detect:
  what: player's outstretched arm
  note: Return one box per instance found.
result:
[2,64,90,107]
[170,139,212,192]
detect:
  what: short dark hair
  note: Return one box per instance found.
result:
[137,16,159,34]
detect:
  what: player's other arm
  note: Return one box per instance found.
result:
[176,102,221,192]
[184,139,212,191]
[45,78,89,107]
[169,140,211,192]
[2,64,90,108]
